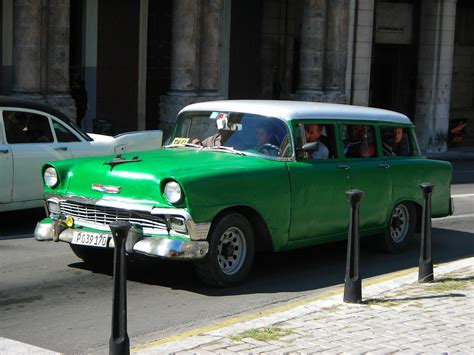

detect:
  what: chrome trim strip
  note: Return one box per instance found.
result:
[45,194,211,240]
[36,221,208,259]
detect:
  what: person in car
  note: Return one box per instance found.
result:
[305,123,329,159]
[344,125,375,158]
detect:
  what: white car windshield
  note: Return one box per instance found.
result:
[166,111,291,158]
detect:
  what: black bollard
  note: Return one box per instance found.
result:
[344,189,364,303]
[109,221,131,355]
[419,183,434,283]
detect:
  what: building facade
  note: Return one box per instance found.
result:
[1,0,473,153]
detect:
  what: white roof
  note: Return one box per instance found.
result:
[179,100,411,124]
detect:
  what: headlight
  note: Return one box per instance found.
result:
[44,167,59,188]
[164,181,182,204]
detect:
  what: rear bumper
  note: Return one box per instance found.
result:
[34,220,208,259]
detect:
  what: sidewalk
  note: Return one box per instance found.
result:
[136,257,474,354]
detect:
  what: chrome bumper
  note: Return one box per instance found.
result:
[34,221,208,259]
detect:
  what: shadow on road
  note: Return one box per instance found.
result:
[68,227,474,296]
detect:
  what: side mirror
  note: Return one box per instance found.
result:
[302,141,319,152]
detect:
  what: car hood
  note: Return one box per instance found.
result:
[59,148,281,206]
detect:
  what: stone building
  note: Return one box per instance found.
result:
[1,0,473,153]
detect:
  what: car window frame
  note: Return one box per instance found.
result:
[339,121,380,160]
[50,116,85,143]
[291,119,341,162]
[378,123,419,159]
[1,108,56,144]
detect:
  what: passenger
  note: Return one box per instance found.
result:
[383,127,410,156]
[344,125,375,158]
[192,130,232,147]
[305,123,329,159]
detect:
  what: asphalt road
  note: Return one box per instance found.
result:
[0,161,473,353]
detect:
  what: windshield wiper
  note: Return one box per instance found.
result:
[204,146,247,156]
[163,143,203,149]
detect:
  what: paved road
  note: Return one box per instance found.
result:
[0,161,472,353]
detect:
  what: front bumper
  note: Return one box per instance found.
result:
[34,220,209,259]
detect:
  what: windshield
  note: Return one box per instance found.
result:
[167,111,292,158]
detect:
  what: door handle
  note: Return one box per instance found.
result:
[55,147,68,151]
[337,164,350,170]
[378,163,390,169]
[0,149,9,154]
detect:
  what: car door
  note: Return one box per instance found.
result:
[0,112,13,203]
[286,122,351,244]
[341,123,392,230]
[4,110,73,203]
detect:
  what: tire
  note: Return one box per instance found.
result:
[382,202,416,253]
[69,244,113,265]
[195,213,255,287]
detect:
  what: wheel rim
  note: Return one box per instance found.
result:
[390,204,409,243]
[217,226,247,276]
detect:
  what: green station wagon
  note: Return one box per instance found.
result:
[35,100,453,286]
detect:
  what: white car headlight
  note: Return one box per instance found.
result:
[164,181,182,204]
[44,167,59,188]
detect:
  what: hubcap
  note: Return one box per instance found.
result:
[390,204,409,243]
[217,226,247,276]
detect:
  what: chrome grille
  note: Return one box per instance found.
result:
[59,201,168,231]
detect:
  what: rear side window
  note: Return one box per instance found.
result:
[381,126,412,157]
[3,111,53,144]
[342,124,377,158]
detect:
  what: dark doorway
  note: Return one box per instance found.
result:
[146,1,172,130]
[228,0,263,99]
[97,0,140,134]
[370,1,420,120]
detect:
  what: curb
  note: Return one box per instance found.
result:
[133,257,474,353]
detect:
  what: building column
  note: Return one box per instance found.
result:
[12,0,75,120]
[415,0,457,153]
[350,0,375,106]
[292,0,327,101]
[200,0,222,96]
[12,0,42,95]
[44,0,76,120]
[324,0,348,102]
[160,0,223,137]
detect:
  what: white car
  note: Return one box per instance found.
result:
[0,96,163,212]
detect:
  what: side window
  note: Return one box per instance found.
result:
[381,126,412,157]
[295,122,336,160]
[53,120,81,142]
[343,124,377,158]
[3,111,53,144]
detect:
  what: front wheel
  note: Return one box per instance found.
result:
[382,202,416,253]
[195,213,255,287]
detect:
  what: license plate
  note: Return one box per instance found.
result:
[72,231,110,248]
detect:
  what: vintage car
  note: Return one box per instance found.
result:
[0,96,162,211]
[34,100,453,286]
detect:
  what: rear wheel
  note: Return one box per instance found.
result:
[382,202,416,252]
[195,213,255,287]
[69,244,113,265]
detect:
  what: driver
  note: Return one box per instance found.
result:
[255,122,279,156]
